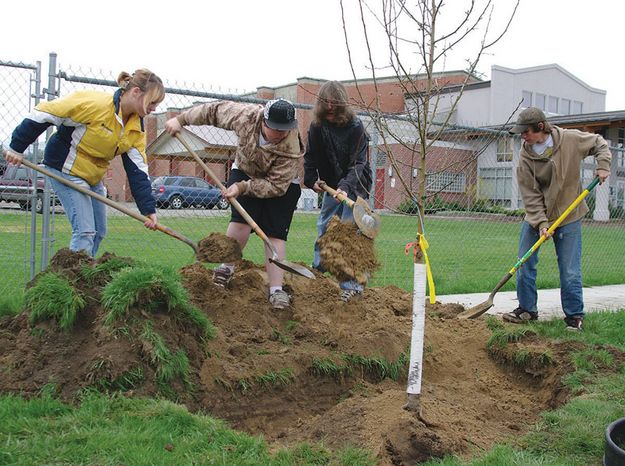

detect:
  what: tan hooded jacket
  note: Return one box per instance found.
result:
[517,126,612,231]
[176,101,304,198]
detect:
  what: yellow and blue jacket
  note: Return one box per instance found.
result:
[6,89,155,214]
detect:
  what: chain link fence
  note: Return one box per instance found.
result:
[1,53,624,305]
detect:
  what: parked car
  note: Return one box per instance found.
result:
[151,176,229,210]
[0,165,60,213]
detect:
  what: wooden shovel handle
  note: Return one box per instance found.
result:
[174,134,278,256]
[20,159,198,253]
[317,181,355,208]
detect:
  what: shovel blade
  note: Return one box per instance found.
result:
[270,258,315,279]
[353,198,381,239]
[457,300,494,319]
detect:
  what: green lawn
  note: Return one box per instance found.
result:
[1,210,624,307]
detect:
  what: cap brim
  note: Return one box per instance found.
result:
[265,119,298,131]
[509,124,529,135]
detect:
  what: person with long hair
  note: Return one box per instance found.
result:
[303,80,373,301]
[3,69,165,256]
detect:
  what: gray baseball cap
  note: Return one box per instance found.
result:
[509,107,547,134]
[264,98,297,131]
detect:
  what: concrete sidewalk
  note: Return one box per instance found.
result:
[438,284,625,320]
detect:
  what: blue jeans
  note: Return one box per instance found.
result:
[313,192,363,292]
[516,220,583,318]
[45,166,107,257]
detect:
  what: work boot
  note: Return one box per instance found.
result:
[564,316,583,331]
[212,265,234,288]
[502,307,538,324]
[269,289,291,310]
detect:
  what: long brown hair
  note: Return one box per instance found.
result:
[312,80,355,126]
[117,69,165,113]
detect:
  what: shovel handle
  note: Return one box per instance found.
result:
[20,159,198,253]
[174,134,279,257]
[317,181,355,208]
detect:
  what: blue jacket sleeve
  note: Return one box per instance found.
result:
[122,153,156,215]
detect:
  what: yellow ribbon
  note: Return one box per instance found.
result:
[405,234,436,304]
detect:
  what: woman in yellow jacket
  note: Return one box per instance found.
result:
[2,69,165,256]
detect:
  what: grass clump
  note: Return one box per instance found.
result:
[101,264,215,340]
[24,272,85,330]
[342,352,409,381]
[311,356,353,379]
[80,256,135,284]
[141,322,191,391]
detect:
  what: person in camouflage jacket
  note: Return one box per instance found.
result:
[165,99,304,309]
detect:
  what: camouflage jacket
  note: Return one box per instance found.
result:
[177,101,304,198]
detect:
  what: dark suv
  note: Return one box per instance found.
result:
[0,165,59,213]
[151,176,229,210]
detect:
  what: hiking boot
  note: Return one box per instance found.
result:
[269,290,291,310]
[212,265,233,288]
[502,307,538,324]
[564,316,583,331]
[340,289,362,302]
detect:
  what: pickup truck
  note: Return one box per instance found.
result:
[0,165,58,213]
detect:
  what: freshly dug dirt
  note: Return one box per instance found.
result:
[196,232,242,263]
[318,216,379,284]
[1,248,614,465]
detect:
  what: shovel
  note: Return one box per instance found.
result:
[317,181,380,239]
[19,159,199,254]
[458,176,601,319]
[174,134,315,280]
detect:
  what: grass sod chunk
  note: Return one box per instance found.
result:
[102,265,191,324]
[24,272,85,330]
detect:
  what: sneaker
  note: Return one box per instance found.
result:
[212,265,233,288]
[502,307,538,324]
[340,289,362,302]
[564,316,583,331]
[269,290,291,310]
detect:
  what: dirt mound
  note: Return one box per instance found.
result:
[196,232,242,263]
[0,249,599,464]
[318,216,379,284]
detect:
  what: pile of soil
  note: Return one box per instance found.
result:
[0,249,606,464]
[318,216,379,284]
[196,232,242,263]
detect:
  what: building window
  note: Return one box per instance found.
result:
[548,96,558,113]
[560,98,571,115]
[426,172,466,193]
[535,94,546,110]
[522,91,532,106]
[478,167,512,205]
[572,101,583,114]
[496,137,513,162]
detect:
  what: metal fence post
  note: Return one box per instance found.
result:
[27,60,43,279]
[40,52,58,270]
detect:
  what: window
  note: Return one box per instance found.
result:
[522,91,532,106]
[478,167,512,205]
[572,101,583,114]
[179,178,194,187]
[426,172,466,193]
[560,98,571,115]
[535,94,546,110]
[496,138,513,162]
[548,96,558,113]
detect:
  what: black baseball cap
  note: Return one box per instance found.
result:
[264,98,297,131]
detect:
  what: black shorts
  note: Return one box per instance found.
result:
[227,169,301,241]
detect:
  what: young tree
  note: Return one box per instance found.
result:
[339,0,519,415]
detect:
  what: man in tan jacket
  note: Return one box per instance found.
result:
[503,107,611,330]
[165,99,304,309]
